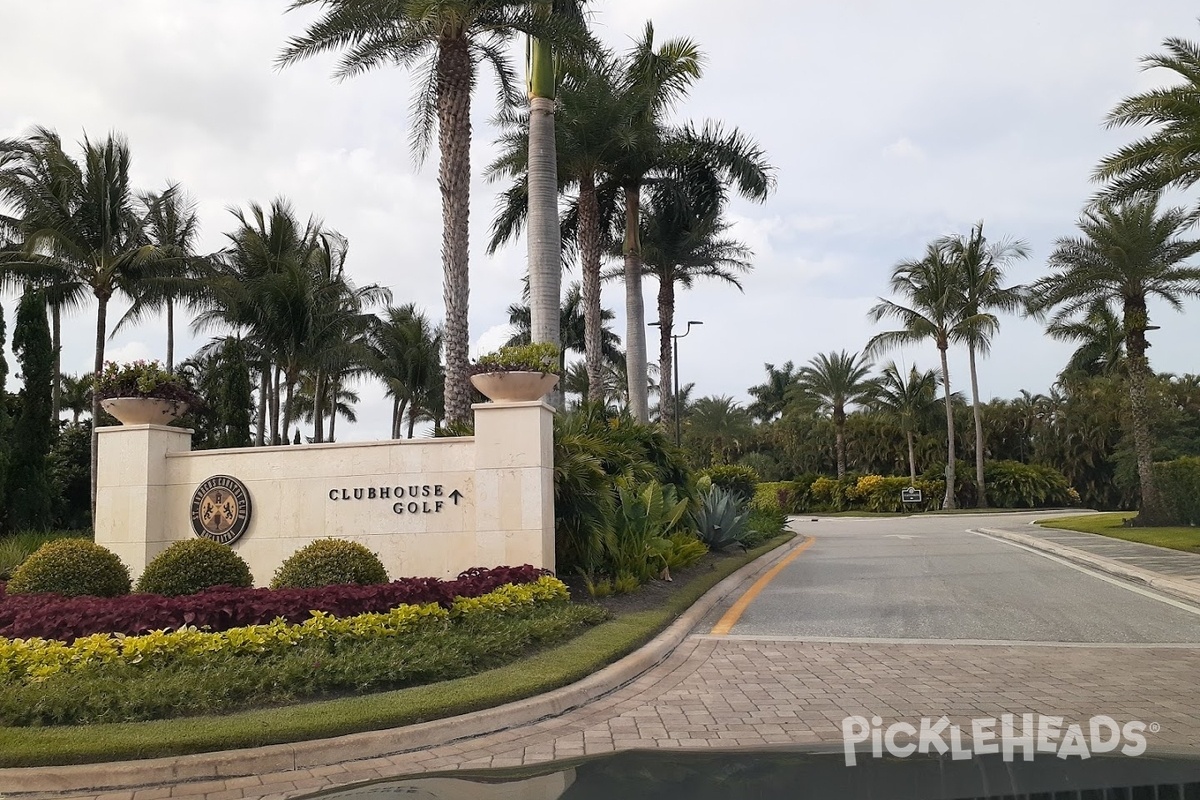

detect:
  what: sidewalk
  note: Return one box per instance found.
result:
[979,520,1200,606]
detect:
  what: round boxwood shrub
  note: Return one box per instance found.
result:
[135,538,254,596]
[270,539,389,589]
[6,539,131,597]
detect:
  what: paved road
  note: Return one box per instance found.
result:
[720,513,1200,642]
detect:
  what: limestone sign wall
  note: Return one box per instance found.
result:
[94,401,555,585]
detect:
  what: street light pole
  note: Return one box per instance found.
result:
[650,319,702,447]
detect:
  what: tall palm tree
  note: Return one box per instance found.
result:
[524,0,590,357]
[867,244,966,508]
[1029,192,1200,525]
[611,26,775,421]
[939,222,1028,506]
[639,174,752,433]
[1095,29,1200,200]
[796,351,876,478]
[686,395,752,466]
[280,0,582,426]
[115,185,205,373]
[872,362,941,483]
[747,361,802,423]
[489,50,627,404]
[0,127,158,509]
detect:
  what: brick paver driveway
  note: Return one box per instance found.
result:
[13,513,1200,800]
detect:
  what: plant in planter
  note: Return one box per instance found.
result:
[94,360,201,425]
[469,342,560,402]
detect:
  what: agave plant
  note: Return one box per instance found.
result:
[691,485,750,551]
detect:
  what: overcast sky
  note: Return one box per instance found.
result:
[3,1,1199,440]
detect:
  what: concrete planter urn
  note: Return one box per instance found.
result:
[101,397,189,426]
[470,371,559,403]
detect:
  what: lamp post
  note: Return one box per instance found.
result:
[649,319,703,447]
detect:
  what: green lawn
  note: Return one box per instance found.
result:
[1037,512,1200,554]
[0,533,794,767]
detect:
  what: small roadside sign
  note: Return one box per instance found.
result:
[901,487,923,504]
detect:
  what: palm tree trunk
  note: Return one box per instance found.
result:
[579,172,604,404]
[282,372,296,445]
[270,364,281,445]
[526,94,561,348]
[907,430,917,483]
[391,396,400,439]
[408,405,419,439]
[328,376,338,443]
[657,273,675,430]
[1124,301,1169,525]
[968,342,986,507]
[437,38,474,427]
[90,293,109,516]
[51,302,61,426]
[165,297,175,374]
[834,408,846,478]
[397,398,409,439]
[622,181,650,422]
[313,368,325,444]
[939,343,957,509]
[255,362,268,447]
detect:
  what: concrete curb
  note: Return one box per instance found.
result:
[0,534,808,795]
[977,527,1200,607]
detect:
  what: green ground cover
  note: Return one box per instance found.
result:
[1037,512,1200,553]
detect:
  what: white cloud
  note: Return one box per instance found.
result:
[882,137,926,161]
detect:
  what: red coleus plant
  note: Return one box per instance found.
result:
[0,565,548,642]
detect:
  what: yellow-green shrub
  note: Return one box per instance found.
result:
[270,539,389,589]
[136,538,253,596]
[6,540,131,598]
[0,576,569,683]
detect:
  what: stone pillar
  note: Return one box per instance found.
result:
[95,424,193,578]
[471,401,555,573]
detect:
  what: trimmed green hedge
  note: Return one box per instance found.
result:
[1154,456,1200,526]
[7,540,131,598]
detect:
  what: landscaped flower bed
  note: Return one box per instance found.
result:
[0,575,603,726]
[0,564,547,641]
[0,577,569,683]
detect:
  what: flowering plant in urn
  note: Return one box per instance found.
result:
[94,360,200,425]
[469,343,560,402]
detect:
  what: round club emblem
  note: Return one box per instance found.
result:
[190,475,252,544]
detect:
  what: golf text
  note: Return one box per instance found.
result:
[841,715,1150,766]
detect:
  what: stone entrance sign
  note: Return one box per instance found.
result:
[95,401,554,585]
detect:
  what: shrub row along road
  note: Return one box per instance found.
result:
[709,513,1200,642]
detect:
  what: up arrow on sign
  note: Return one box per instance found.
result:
[449,489,463,505]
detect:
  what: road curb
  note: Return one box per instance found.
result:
[0,533,809,795]
[978,527,1200,607]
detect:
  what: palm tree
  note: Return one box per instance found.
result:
[113,185,207,373]
[280,0,582,426]
[611,26,775,421]
[1046,300,1126,379]
[639,175,752,433]
[489,50,627,404]
[524,0,590,357]
[867,244,966,508]
[506,282,623,373]
[0,127,159,509]
[939,222,1028,506]
[872,362,941,482]
[686,395,752,466]
[747,361,802,423]
[796,351,876,478]
[1095,29,1200,200]
[1029,192,1200,525]
[59,373,91,425]
[368,304,443,439]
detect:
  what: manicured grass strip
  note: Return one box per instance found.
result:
[0,533,793,768]
[1037,512,1200,554]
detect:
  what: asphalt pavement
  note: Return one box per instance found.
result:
[715,512,1200,643]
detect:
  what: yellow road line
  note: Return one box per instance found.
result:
[710,537,815,636]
